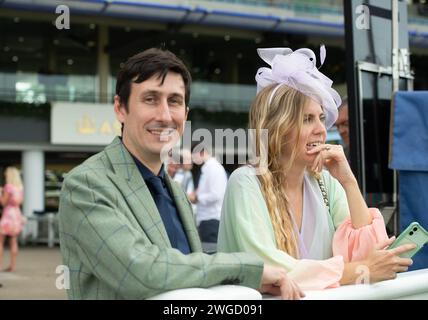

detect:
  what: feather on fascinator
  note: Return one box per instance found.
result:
[255,45,341,129]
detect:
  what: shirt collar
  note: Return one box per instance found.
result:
[120,139,165,180]
[132,155,165,180]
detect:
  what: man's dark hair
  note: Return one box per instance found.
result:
[115,48,192,111]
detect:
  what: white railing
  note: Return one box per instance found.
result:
[149,268,428,300]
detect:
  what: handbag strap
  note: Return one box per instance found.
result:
[316,175,330,209]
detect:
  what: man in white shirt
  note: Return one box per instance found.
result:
[188,146,227,245]
[173,149,195,196]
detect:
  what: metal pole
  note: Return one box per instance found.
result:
[391,0,399,234]
[356,63,367,198]
[392,0,399,92]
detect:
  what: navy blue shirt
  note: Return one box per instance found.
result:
[132,156,191,255]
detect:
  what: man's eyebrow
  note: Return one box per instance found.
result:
[138,90,184,100]
[139,90,159,97]
[169,93,184,98]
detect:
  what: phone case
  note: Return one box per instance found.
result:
[389,222,428,258]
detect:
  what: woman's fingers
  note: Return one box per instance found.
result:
[395,257,413,267]
[291,282,304,300]
[307,144,347,163]
[280,283,292,300]
[393,265,409,273]
[280,279,304,300]
[375,236,396,250]
[389,243,417,256]
[296,283,305,299]
[307,144,332,154]
[290,283,301,300]
[308,144,345,172]
[388,272,398,280]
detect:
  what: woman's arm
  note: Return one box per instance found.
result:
[341,179,372,228]
[309,144,372,228]
[0,187,9,207]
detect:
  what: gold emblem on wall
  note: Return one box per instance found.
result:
[77,115,96,134]
[100,121,112,134]
[77,115,121,136]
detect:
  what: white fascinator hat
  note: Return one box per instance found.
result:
[255,46,342,129]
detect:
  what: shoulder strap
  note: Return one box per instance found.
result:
[316,174,330,210]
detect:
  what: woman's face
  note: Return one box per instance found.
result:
[283,99,327,167]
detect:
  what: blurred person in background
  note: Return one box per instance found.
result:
[0,166,25,272]
[189,144,227,248]
[173,148,195,196]
[335,97,350,161]
[166,156,179,179]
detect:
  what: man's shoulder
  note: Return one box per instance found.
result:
[63,149,111,183]
[65,137,125,177]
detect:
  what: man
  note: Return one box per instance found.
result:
[173,149,195,196]
[58,48,303,300]
[335,97,350,160]
[188,146,226,246]
[166,156,179,179]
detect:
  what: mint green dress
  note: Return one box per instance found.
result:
[217,165,351,289]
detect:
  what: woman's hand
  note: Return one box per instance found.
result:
[307,144,355,186]
[260,264,305,300]
[364,237,415,283]
[308,143,373,227]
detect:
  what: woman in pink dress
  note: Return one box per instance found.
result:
[0,166,25,272]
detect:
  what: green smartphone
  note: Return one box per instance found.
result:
[389,222,428,258]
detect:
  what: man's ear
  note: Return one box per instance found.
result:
[114,95,126,123]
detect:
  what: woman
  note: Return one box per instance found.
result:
[0,166,25,272]
[217,47,415,290]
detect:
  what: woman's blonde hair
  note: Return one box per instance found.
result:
[5,166,23,189]
[249,84,310,258]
